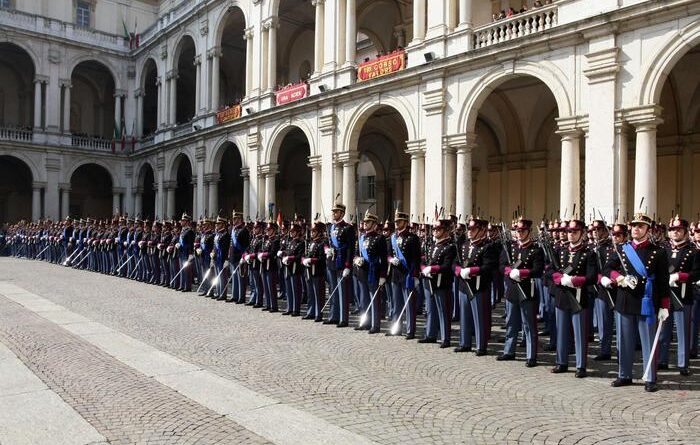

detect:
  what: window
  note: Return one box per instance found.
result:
[367,175,376,200]
[0,0,12,9]
[76,1,91,28]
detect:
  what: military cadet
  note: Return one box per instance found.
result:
[602,212,671,392]
[691,223,700,359]
[387,211,421,338]
[278,220,290,304]
[198,218,215,290]
[208,216,231,299]
[245,221,266,307]
[167,221,179,288]
[63,217,74,261]
[658,216,699,376]
[137,220,152,281]
[176,213,196,292]
[591,220,617,361]
[382,220,397,323]
[149,220,162,284]
[453,216,499,355]
[354,210,388,334]
[451,217,466,322]
[258,221,280,311]
[302,220,327,322]
[550,219,597,378]
[281,222,305,316]
[229,211,250,303]
[420,218,457,347]
[325,203,355,327]
[498,217,544,367]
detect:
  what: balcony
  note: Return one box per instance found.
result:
[139,0,198,47]
[71,135,114,151]
[473,3,558,49]
[0,7,128,51]
[0,126,32,142]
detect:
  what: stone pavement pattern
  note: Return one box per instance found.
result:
[0,257,699,444]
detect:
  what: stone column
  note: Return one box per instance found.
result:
[112,190,121,214]
[44,158,60,220]
[194,56,201,114]
[312,0,325,75]
[344,0,356,66]
[458,0,473,28]
[135,90,144,137]
[558,128,582,219]
[168,70,177,125]
[191,177,198,216]
[62,82,71,134]
[60,185,70,219]
[196,146,206,217]
[261,164,278,211]
[32,182,43,221]
[244,28,254,97]
[614,123,629,222]
[391,169,404,211]
[443,143,457,216]
[308,156,322,219]
[337,152,358,219]
[210,48,221,111]
[165,182,176,218]
[406,141,425,219]
[412,0,426,42]
[33,78,43,130]
[455,132,475,218]
[241,168,250,218]
[336,0,347,66]
[114,93,122,134]
[633,121,660,215]
[156,77,163,129]
[134,188,143,216]
[265,19,279,93]
[206,174,219,217]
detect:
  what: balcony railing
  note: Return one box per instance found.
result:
[139,0,196,46]
[0,7,128,51]
[473,4,558,49]
[0,126,32,142]
[71,135,114,151]
[140,135,155,148]
[172,122,193,137]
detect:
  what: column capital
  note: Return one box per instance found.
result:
[135,186,145,194]
[307,155,322,169]
[619,105,664,130]
[240,167,250,178]
[112,187,126,194]
[405,139,426,157]
[204,173,220,184]
[114,89,127,98]
[259,163,279,176]
[166,69,178,80]
[311,0,325,6]
[34,75,49,84]
[163,180,177,190]
[32,181,47,190]
[193,54,202,66]
[58,183,71,191]
[59,79,72,88]
[262,17,279,30]
[207,46,223,59]
[190,176,198,187]
[555,116,585,138]
[244,27,255,40]
[133,88,145,98]
[335,151,358,165]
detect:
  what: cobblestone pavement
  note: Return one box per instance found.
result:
[1,257,699,444]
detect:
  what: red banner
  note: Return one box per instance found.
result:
[276,83,309,106]
[357,50,406,82]
[216,105,241,124]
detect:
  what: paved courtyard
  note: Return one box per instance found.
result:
[0,257,698,445]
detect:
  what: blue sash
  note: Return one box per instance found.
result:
[331,224,346,269]
[391,233,414,289]
[359,234,378,285]
[622,243,655,325]
[231,227,242,252]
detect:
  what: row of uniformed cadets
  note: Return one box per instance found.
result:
[5,204,700,392]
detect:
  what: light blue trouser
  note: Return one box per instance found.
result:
[659,305,692,368]
[230,260,247,302]
[616,312,656,382]
[503,298,538,360]
[423,279,438,339]
[457,290,474,348]
[555,307,589,369]
[433,289,451,343]
[594,296,613,356]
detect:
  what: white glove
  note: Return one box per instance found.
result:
[421,266,432,278]
[282,256,289,265]
[325,247,334,259]
[187,254,194,262]
[379,277,386,286]
[413,277,420,288]
[123,241,128,247]
[245,254,253,264]
[210,251,216,259]
[509,269,521,282]
[561,274,574,288]
[342,268,351,278]
[354,257,364,267]
[276,250,283,258]
[658,308,669,322]
[601,276,613,289]
[257,253,264,261]
[196,248,202,256]
[175,243,181,249]
[302,258,312,267]
[622,275,638,289]
[390,257,401,266]
[460,267,470,280]
[223,260,230,269]
[669,273,680,287]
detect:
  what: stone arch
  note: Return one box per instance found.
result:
[170,32,199,72]
[139,56,159,90]
[64,159,119,188]
[69,163,114,218]
[0,155,34,222]
[207,134,247,174]
[344,96,418,153]
[0,151,41,183]
[68,55,121,91]
[458,61,573,134]
[0,39,40,74]
[638,20,700,106]
[167,149,196,182]
[265,119,317,165]
[213,2,249,46]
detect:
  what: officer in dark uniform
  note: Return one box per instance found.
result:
[245,221,266,307]
[550,219,597,378]
[658,216,699,375]
[210,216,231,299]
[453,217,499,355]
[387,210,421,339]
[353,210,388,334]
[281,222,305,316]
[602,212,671,392]
[177,213,196,292]
[150,220,162,284]
[420,218,456,348]
[302,220,327,322]
[498,217,544,367]
[229,210,250,303]
[259,221,280,311]
[325,202,356,327]
[590,220,617,361]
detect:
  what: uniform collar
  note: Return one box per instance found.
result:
[671,239,689,249]
[631,238,650,249]
[568,241,584,252]
[518,239,533,248]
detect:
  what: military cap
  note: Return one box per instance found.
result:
[363,210,378,223]
[630,212,652,226]
[514,217,533,231]
[394,210,409,222]
[611,223,628,236]
[180,213,192,222]
[468,216,489,229]
[668,215,689,230]
[566,219,585,232]
[216,216,228,225]
[433,219,452,231]
[332,202,347,212]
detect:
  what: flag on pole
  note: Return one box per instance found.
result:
[112,118,120,153]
